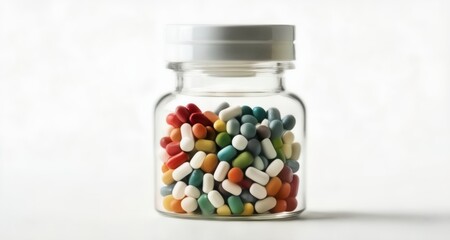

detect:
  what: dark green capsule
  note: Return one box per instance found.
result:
[282,114,296,130]
[252,107,266,122]
[198,194,215,215]
[241,105,253,116]
[189,169,204,187]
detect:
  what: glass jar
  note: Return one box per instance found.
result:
[154,25,305,219]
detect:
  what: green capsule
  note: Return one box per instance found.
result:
[227,196,244,215]
[217,145,237,162]
[189,169,204,187]
[271,137,283,149]
[232,151,254,169]
[215,132,231,148]
[252,107,266,122]
[276,148,286,162]
[198,194,215,215]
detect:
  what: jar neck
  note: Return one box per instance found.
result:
[168,62,293,95]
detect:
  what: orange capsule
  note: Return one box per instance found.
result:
[201,153,219,173]
[192,123,207,139]
[266,177,282,196]
[227,167,244,183]
[170,199,186,213]
[203,111,219,123]
[274,182,291,199]
[270,199,287,213]
[162,169,175,185]
[170,128,182,142]
[161,163,169,173]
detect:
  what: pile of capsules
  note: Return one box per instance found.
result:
[159,103,301,216]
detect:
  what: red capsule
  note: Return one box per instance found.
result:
[278,166,294,183]
[238,178,253,189]
[186,103,202,114]
[285,197,298,211]
[166,113,183,128]
[190,112,213,126]
[165,142,182,156]
[175,106,190,123]
[166,151,189,169]
[289,175,299,197]
[160,136,172,148]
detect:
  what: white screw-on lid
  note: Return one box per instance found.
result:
[166,25,295,62]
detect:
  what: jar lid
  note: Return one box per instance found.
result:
[166,25,295,62]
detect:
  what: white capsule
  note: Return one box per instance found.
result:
[291,142,301,160]
[283,143,292,159]
[190,151,206,169]
[214,161,230,182]
[172,162,193,181]
[219,106,242,122]
[261,119,270,126]
[181,197,198,213]
[255,197,277,213]
[222,179,242,196]
[172,181,187,200]
[266,159,284,177]
[202,173,214,193]
[232,134,248,151]
[184,185,201,199]
[282,131,294,144]
[180,123,194,152]
[207,190,225,208]
[249,183,267,200]
[245,167,270,185]
[261,138,277,159]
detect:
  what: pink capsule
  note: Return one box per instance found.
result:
[190,112,213,126]
[186,103,202,114]
[166,113,183,128]
[166,142,182,156]
[278,166,294,183]
[175,106,190,123]
[160,136,172,148]
[167,151,189,169]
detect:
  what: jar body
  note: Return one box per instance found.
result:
[154,63,306,219]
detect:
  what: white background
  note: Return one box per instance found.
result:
[1,0,450,239]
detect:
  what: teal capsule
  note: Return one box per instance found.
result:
[269,120,283,138]
[282,114,296,130]
[271,137,283,149]
[241,105,253,116]
[246,138,261,156]
[215,132,231,148]
[286,159,300,173]
[189,169,204,187]
[217,145,238,162]
[252,107,266,122]
[241,115,258,125]
[276,148,286,162]
[198,194,215,215]
[267,108,281,121]
[227,196,244,215]
[232,151,254,169]
[160,183,175,196]
[226,118,240,136]
[240,123,256,139]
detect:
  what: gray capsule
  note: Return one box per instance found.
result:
[246,139,261,156]
[257,155,269,171]
[282,114,296,130]
[241,115,258,125]
[286,160,300,173]
[269,120,283,138]
[240,123,256,139]
[256,125,271,139]
[214,102,230,115]
[240,190,257,203]
[267,108,281,121]
[160,183,175,196]
[226,118,240,136]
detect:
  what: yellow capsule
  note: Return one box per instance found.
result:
[241,203,254,216]
[162,169,175,185]
[163,195,174,211]
[217,204,232,216]
[195,139,217,153]
[213,120,226,132]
